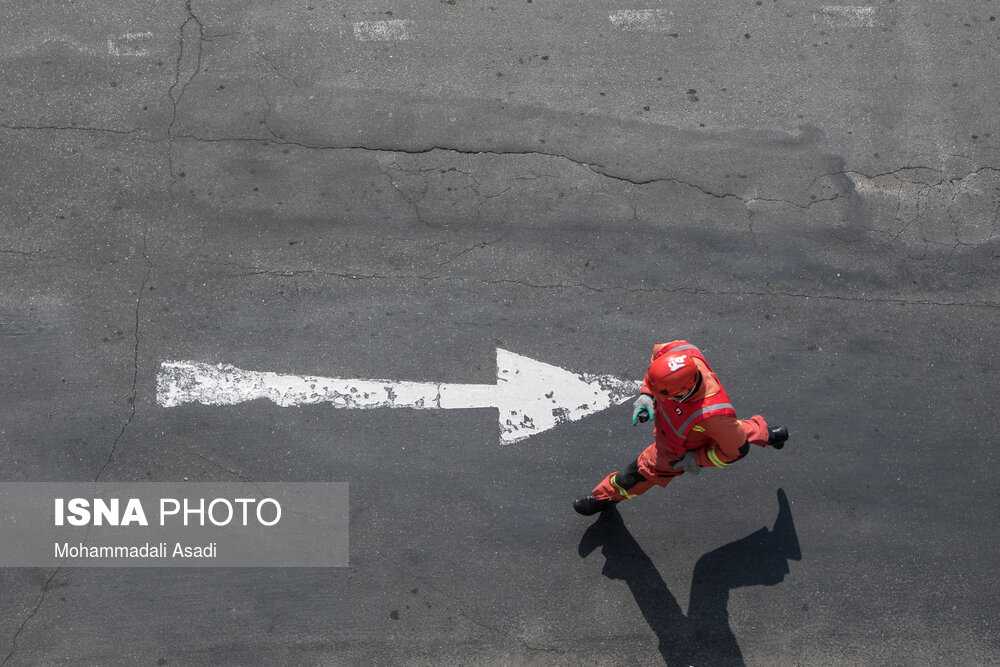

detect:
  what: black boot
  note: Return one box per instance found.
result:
[573,495,619,516]
[768,426,789,449]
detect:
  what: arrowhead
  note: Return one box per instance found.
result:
[493,349,640,445]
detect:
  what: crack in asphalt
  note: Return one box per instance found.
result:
[257,50,301,88]
[0,123,142,136]
[370,156,540,226]
[193,452,254,483]
[207,262,999,309]
[821,165,1000,194]
[2,236,155,667]
[168,2,205,132]
[95,249,152,483]
[167,1,205,187]
[830,165,1000,249]
[745,193,844,210]
[3,117,994,220]
[6,249,155,663]
[478,280,1000,309]
[418,237,506,278]
[375,156,433,225]
[183,129,758,202]
[1,569,60,667]
[171,127,886,215]
[160,132,1000,222]
[0,10,995,663]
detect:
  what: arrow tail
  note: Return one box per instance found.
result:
[157,361,498,411]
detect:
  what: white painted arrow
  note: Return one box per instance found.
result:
[156,349,639,445]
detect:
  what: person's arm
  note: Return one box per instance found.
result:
[693,414,751,468]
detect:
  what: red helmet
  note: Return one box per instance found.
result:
[645,352,700,400]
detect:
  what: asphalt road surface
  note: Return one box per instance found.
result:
[2,1,998,664]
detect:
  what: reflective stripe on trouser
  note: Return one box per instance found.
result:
[592,449,684,501]
[592,414,773,500]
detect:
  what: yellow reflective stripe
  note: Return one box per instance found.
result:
[692,425,706,433]
[610,474,637,500]
[707,446,731,468]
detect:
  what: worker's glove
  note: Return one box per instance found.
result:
[632,394,655,425]
[672,452,700,475]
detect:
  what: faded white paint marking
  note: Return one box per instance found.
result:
[352,20,415,42]
[157,349,639,445]
[107,32,154,56]
[819,6,879,27]
[608,9,673,32]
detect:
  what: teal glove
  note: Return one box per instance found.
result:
[632,394,655,425]
[672,452,700,475]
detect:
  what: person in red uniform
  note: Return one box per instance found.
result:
[574,340,789,516]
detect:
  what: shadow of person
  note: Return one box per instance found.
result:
[578,489,801,666]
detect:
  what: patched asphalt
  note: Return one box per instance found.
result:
[1,1,998,664]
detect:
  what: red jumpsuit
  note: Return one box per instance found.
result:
[593,341,770,502]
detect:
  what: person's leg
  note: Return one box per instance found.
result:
[592,457,659,501]
[575,444,684,516]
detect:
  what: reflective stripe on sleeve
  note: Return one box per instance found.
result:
[707,446,732,468]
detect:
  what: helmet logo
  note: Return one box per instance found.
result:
[667,355,688,372]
